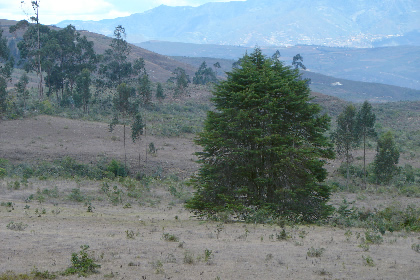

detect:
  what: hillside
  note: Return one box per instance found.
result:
[57,0,420,48]
[0,19,197,83]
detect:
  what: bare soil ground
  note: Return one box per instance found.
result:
[1,116,420,279]
[0,115,201,179]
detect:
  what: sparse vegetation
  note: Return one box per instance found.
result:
[307,247,325,258]
[162,233,179,242]
[6,221,28,231]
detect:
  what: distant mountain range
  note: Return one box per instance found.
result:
[57,0,420,48]
[139,41,420,91]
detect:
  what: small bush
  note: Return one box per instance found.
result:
[183,251,195,264]
[364,231,383,245]
[63,245,100,277]
[362,255,375,266]
[0,168,6,178]
[162,233,179,242]
[107,159,128,177]
[307,247,325,258]
[412,243,420,253]
[68,188,85,202]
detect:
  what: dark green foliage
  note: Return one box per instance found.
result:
[15,73,30,110]
[64,245,100,277]
[292,53,306,70]
[373,131,400,184]
[99,25,132,88]
[357,101,376,183]
[332,105,360,182]
[138,70,152,106]
[107,159,128,177]
[68,188,85,202]
[169,67,190,97]
[131,113,145,143]
[156,82,165,101]
[330,200,420,233]
[74,69,92,113]
[186,48,335,222]
[0,29,13,116]
[193,61,217,85]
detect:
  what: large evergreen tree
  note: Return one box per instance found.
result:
[186,48,334,222]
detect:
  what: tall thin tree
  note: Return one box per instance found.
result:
[357,101,376,186]
[332,105,360,186]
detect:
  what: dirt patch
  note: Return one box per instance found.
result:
[0,115,201,178]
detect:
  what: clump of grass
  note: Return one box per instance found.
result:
[126,230,135,239]
[31,267,57,279]
[152,260,164,274]
[276,228,289,241]
[162,233,179,242]
[412,243,420,253]
[183,251,195,264]
[364,230,383,245]
[362,255,375,266]
[6,221,28,231]
[204,249,213,263]
[307,247,325,258]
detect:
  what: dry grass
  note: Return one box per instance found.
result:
[0,177,419,280]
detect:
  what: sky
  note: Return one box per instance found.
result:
[0,0,245,25]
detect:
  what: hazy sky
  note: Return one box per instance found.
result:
[0,0,245,25]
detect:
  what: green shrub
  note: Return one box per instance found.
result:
[107,159,128,177]
[68,188,85,202]
[39,100,54,115]
[162,233,179,242]
[364,231,383,244]
[0,168,6,178]
[412,243,420,253]
[63,245,100,277]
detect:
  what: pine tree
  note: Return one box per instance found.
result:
[156,82,165,102]
[186,48,334,222]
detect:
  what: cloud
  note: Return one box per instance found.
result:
[0,0,246,24]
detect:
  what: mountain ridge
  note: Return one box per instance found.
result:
[57,0,420,48]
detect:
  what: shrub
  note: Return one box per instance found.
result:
[412,243,420,253]
[307,247,325,258]
[68,188,85,202]
[6,221,28,231]
[63,245,100,277]
[0,168,6,178]
[362,255,375,266]
[162,233,179,242]
[107,159,128,177]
